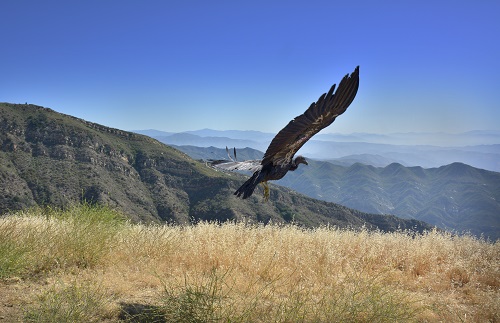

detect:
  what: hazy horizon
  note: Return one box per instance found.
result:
[133,127,500,136]
[132,127,500,149]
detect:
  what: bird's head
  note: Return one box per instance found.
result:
[293,155,308,166]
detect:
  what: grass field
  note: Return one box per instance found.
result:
[1,204,498,322]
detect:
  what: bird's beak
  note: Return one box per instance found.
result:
[304,160,308,165]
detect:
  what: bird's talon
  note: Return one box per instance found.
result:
[262,181,270,201]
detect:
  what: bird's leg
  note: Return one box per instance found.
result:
[260,181,270,201]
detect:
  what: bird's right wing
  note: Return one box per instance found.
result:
[261,66,359,166]
[209,159,263,172]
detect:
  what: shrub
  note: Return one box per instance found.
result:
[0,217,37,278]
[159,268,230,322]
[0,203,125,278]
[23,282,112,323]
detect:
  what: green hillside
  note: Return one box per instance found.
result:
[0,103,431,233]
[280,161,500,240]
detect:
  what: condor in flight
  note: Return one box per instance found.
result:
[211,66,359,200]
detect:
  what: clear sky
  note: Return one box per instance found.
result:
[1,1,499,134]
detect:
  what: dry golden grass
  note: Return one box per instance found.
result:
[1,205,498,322]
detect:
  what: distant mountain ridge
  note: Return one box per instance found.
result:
[0,103,432,234]
[134,129,500,146]
[134,129,500,172]
[172,145,500,240]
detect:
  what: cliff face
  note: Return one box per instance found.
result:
[0,103,433,232]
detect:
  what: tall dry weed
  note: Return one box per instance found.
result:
[1,206,498,322]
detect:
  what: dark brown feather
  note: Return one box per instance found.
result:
[261,66,359,166]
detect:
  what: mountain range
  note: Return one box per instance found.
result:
[279,160,500,240]
[135,129,500,240]
[0,103,432,234]
[135,129,500,172]
[165,144,500,241]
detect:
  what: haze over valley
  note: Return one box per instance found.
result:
[135,129,500,172]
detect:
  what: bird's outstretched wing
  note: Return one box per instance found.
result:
[208,146,262,172]
[261,66,359,166]
[209,159,262,172]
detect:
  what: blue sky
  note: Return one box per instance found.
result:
[1,1,499,134]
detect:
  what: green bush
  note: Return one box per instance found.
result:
[0,218,37,278]
[23,282,111,323]
[0,203,125,278]
[160,268,229,323]
[42,203,126,269]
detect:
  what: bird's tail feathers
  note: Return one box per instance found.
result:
[234,172,260,199]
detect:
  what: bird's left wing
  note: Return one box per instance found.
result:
[209,159,263,172]
[261,66,359,166]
